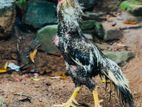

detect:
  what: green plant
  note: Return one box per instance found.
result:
[16,0,27,8]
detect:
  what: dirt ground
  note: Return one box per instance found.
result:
[0,16,142,107]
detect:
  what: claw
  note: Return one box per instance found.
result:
[53,98,79,107]
[29,49,37,63]
[101,79,110,83]
[72,98,79,105]
[53,87,81,107]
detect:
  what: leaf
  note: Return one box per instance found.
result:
[29,49,37,63]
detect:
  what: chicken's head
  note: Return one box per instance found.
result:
[57,0,83,29]
[58,0,77,9]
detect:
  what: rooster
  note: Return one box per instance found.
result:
[53,0,134,107]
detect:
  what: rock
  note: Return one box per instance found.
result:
[24,0,57,28]
[99,23,123,41]
[80,20,105,38]
[0,0,15,38]
[104,28,123,41]
[35,25,58,53]
[81,20,122,41]
[103,51,135,65]
[78,0,97,11]
[120,0,142,16]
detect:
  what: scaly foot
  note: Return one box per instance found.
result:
[93,87,103,107]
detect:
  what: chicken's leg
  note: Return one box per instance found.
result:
[53,86,81,107]
[92,87,103,107]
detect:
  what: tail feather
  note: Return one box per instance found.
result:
[118,85,134,107]
[101,58,134,107]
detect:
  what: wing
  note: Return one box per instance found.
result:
[69,48,90,65]
[67,40,95,72]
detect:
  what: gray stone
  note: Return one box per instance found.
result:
[81,20,123,42]
[104,28,123,41]
[99,23,123,41]
[80,20,105,38]
[0,0,15,38]
[35,25,58,53]
[103,51,135,65]
[24,0,57,28]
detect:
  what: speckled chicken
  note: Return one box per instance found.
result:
[53,0,134,107]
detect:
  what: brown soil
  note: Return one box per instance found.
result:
[0,17,142,107]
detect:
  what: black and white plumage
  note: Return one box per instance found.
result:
[53,0,134,106]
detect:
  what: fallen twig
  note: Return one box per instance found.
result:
[119,25,142,30]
